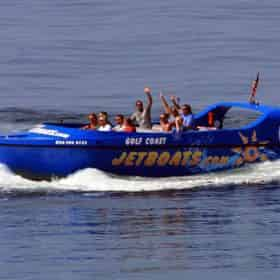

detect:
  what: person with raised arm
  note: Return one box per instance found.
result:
[159,92,172,115]
[130,87,153,129]
[160,92,183,132]
[159,113,172,132]
[170,95,194,130]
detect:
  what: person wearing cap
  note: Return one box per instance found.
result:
[130,87,153,129]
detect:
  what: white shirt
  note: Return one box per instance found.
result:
[113,124,124,131]
[131,107,152,129]
[98,124,112,131]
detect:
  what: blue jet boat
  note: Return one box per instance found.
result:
[1,101,280,180]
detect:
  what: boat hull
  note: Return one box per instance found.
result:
[1,101,280,180]
[0,143,278,179]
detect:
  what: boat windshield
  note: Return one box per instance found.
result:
[222,107,263,129]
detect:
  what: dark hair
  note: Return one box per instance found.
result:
[99,111,108,117]
[182,104,192,113]
[136,100,143,106]
[171,106,179,116]
[125,118,134,126]
[160,113,169,119]
[89,113,97,120]
[115,114,124,120]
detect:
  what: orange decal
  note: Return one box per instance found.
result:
[181,151,192,166]
[125,152,138,166]
[135,152,148,166]
[112,152,127,166]
[144,152,159,166]
[220,156,229,165]
[243,146,259,162]
[235,156,244,166]
[169,152,182,166]
[157,152,171,166]
[190,151,202,166]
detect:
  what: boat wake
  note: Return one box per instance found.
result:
[0,160,279,194]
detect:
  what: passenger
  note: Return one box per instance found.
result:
[82,113,98,130]
[131,87,153,129]
[113,114,124,131]
[181,104,194,130]
[160,93,183,131]
[97,115,112,131]
[122,118,136,133]
[159,113,172,132]
[170,106,181,122]
[160,92,173,116]
[174,112,184,132]
[98,111,110,123]
[170,96,194,130]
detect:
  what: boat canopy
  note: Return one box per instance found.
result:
[194,101,279,130]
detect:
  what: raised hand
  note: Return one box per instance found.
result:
[144,87,151,94]
[144,87,152,107]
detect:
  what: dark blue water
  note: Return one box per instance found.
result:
[1,0,280,278]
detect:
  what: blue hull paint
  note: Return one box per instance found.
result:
[0,145,278,179]
[0,102,280,179]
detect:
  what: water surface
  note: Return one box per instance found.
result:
[0,0,280,279]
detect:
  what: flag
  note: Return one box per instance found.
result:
[249,72,260,104]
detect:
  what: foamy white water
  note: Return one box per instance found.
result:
[0,160,279,193]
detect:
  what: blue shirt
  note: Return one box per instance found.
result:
[181,113,194,128]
